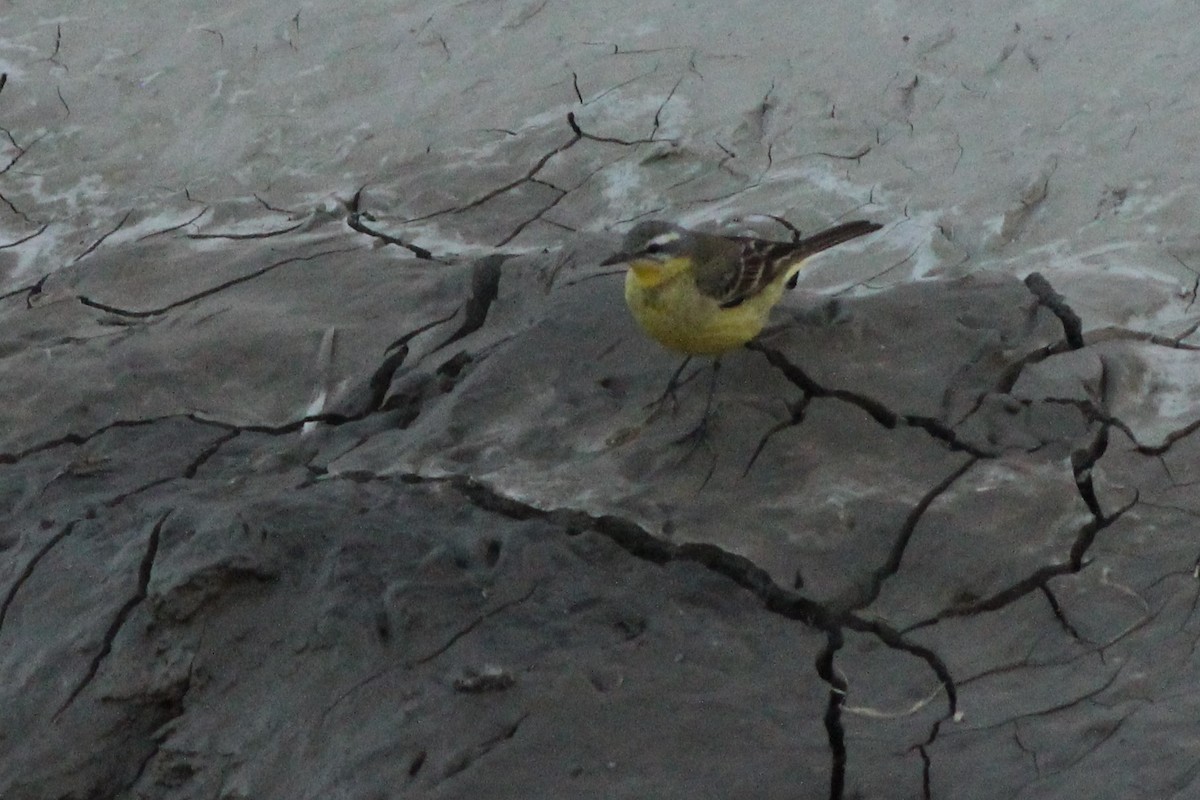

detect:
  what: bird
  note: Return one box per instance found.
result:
[601,217,882,440]
[601,218,882,356]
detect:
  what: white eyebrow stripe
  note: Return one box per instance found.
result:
[646,232,681,247]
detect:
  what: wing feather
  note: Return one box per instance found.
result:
[707,220,881,307]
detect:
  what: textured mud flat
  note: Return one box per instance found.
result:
[2,228,1198,799]
[3,2,1200,799]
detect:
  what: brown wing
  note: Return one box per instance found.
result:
[713,220,882,308]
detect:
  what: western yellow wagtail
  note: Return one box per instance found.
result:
[602,218,882,355]
[601,218,882,436]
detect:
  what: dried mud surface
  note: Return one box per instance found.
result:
[3,3,1200,799]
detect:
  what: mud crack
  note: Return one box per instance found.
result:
[54,510,168,719]
[0,520,79,634]
[76,247,356,318]
[186,219,306,241]
[0,222,49,251]
[904,423,1138,632]
[345,188,438,260]
[378,468,959,800]
[1024,272,1083,349]
[405,116,592,225]
[816,629,849,800]
[747,341,997,458]
[433,255,505,351]
[73,210,132,263]
[844,457,979,611]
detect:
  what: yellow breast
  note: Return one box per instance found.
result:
[623,259,785,355]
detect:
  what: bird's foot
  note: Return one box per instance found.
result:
[643,357,704,421]
[671,409,714,449]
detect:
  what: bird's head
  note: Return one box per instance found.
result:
[600,221,694,288]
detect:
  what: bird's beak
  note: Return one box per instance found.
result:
[600,251,630,266]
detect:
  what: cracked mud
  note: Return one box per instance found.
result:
[4,5,1200,799]
[3,213,1198,800]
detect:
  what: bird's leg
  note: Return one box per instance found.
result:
[643,356,702,420]
[672,358,721,449]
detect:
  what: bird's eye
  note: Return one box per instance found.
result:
[645,243,663,254]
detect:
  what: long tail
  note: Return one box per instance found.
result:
[788,220,883,260]
[773,220,882,291]
[718,220,883,307]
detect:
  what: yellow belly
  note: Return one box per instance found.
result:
[624,269,784,355]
